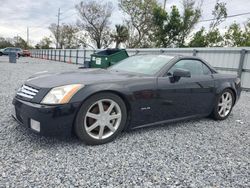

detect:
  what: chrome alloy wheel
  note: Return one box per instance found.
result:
[218,91,233,118]
[84,99,122,140]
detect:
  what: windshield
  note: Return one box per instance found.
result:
[109,55,174,75]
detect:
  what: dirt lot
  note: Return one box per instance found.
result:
[0,57,249,187]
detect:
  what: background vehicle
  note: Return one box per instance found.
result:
[12,55,241,145]
[22,50,31,57]
[0,47,23,57]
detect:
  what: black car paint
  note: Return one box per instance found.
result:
[13,98,80,136]
[13,55,241,136]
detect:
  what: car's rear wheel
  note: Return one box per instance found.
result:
[211,89,234,120]
[0,52,2,56]
[74,92,127,145]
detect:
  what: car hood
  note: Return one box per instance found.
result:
[25,68,138,88]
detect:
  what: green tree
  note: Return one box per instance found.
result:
[188,27,207,47]
[225,23,244,46]
[189,27,223,47]
[60,24,79,49]
[152,5,182,47]
[0,37,14,48]
[49,23,79,49]
[152,0,201,47]
[242,21,250,46]
[119,0,158,48]
[111,24,129,48]
[178,0,201,47]
[224,21,250,46]
[189,0,227,47]
[206,28,224,47]
[35,37,52,49]
[209,0,227,31]
[13,36,29,49]
[76,0,113,49]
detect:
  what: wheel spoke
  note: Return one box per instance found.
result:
[218,103,223,106]
[98,101,104,113]
[86,112,99,120]
[107,123,115,132]
[218,107,224,115]
[227,98,232,104]
[221,94,226,103]
[223,107,226,116]
[226,103,231,110]
[109,113,121,120]
[86,122,99,132]
[106,102,115,114]
[98,126,104,139]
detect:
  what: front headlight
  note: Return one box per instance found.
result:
[41,84,83,104]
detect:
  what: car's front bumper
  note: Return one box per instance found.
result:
[12,98,81,137]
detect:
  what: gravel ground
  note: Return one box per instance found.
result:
[0,57,249,187]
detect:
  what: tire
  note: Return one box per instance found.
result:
[0,52,2,56]
[74,92,127,145]
[211,89,235,120]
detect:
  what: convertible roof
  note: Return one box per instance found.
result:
[133,53,217,72]
[134,53,176,57]
[133,53,184,58]
[134,53,205,60]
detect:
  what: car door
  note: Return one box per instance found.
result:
[4,48,10,55]
[156,58,215,121]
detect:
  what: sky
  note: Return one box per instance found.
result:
[0,0,250,46]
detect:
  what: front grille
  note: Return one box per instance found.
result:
[16,85,39,99]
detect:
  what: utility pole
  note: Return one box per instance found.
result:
[16,34,19,47]
[56,8,61,49]
[163,0,167,10]
[27,27,29,49]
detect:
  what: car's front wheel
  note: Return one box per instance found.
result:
[74,92,127,145]
[211,89,234,120]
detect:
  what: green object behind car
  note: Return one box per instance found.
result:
[90,49,129,68]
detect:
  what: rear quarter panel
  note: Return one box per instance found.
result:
[212,73,241,104]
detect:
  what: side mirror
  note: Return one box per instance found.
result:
[173,68,191,78]
[170,68,191,82]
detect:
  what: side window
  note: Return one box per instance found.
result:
[202,63,211,75]
[167,59,211,76]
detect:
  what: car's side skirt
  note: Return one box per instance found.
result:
[130,113,210,130]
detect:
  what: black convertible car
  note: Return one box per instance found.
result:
[12,55,241,145]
